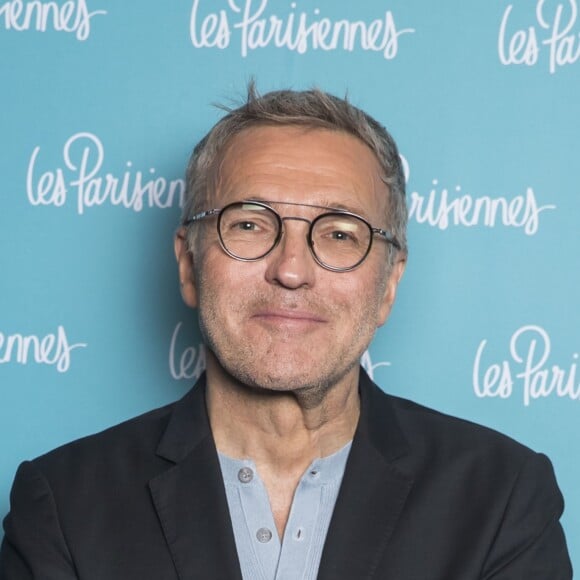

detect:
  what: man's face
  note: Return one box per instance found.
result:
[177,125,405,398]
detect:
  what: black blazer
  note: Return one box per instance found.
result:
[1,370,572,579]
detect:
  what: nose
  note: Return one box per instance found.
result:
[264,218,316,289]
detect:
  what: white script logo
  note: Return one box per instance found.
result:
[498,0,580,73]
[360,350,391,381]
[408,179,556,235]
[169,322,206,381]
[473,325,579,405]
[190,0,415,58]
[0,0,106,41]
[0,325,87,373]
[26,132,185,215]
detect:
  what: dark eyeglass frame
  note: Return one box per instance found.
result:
[183,200,401,272]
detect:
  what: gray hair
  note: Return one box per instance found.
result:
[183,84,408,254]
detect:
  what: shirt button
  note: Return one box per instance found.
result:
[256,527,273,543]
[238,467,254,483]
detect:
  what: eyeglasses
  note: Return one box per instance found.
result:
[183,200,401,272]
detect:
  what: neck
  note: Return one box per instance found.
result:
[205,354,360,474]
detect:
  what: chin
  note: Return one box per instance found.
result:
[227,357,359,399]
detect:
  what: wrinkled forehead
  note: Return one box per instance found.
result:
[207,125,390,218]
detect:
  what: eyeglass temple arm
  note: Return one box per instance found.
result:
[373,228,401,251]
[182,208,221,226]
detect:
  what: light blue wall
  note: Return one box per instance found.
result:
[1,0,579,570]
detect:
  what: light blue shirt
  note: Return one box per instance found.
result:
[218,441,352,580]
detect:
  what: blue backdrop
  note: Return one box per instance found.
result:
[1,0,579,570]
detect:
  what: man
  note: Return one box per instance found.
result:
[0,87,572,579]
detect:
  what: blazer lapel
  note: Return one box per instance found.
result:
[318,370,414,580]
[148,377,243,580]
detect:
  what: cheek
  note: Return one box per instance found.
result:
[325,275,384,324]
[353,271,391,324]
[199,253,262,306]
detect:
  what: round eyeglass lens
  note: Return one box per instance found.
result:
[218,202,281,260]
[311,213,372,270]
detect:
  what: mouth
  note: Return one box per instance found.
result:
[251,308,328,329]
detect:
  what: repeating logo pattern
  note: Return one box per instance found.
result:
[498,0,580,73]
[1,0,578,567]
[189,0,415,58]
[0,0,107,40]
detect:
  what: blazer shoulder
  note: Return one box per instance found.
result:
[381,390,540,465]
[367,387,566,529]
[52,399,172,450]
[30,394,184,482]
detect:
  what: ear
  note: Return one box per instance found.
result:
[174,227,198,308]
[377,253,406,327]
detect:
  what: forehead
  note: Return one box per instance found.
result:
[211,125,388,217]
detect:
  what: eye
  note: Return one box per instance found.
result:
[316,219,362,245]
[329,230,355,242]
[233,221,259,231]
[223,213,276,237]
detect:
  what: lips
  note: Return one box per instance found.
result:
[251,308,328,326]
